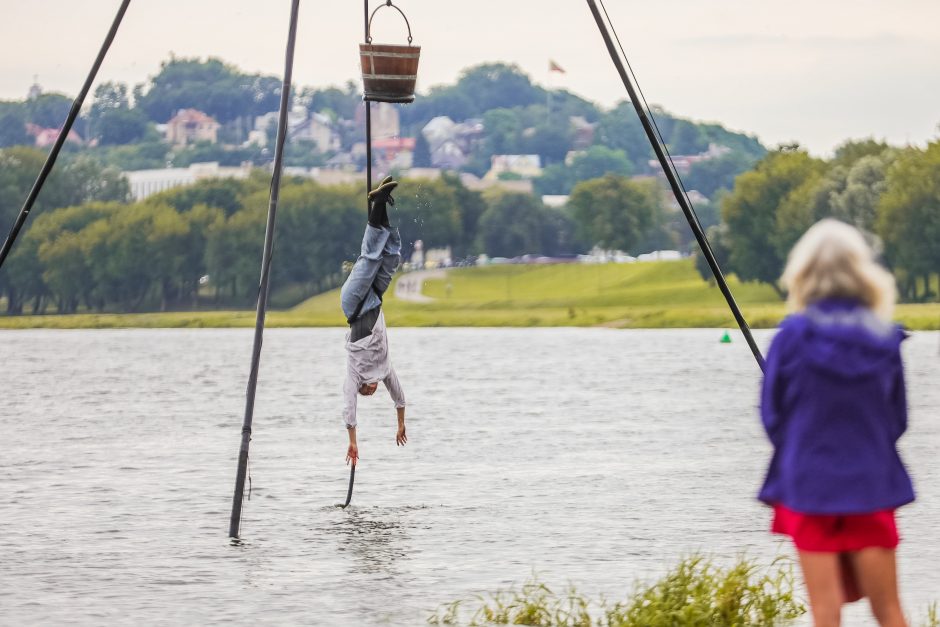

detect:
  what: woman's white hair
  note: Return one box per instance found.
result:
[781,218,896,321]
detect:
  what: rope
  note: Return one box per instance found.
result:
[586,0,765,370]
[597,0,705,234]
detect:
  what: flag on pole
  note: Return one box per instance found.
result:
[549,60,566,74]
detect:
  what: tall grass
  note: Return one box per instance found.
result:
[427,555,805,626]
[924,602,939,627]
[604,556,803,627]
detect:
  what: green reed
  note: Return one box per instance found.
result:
[428,555,805,626]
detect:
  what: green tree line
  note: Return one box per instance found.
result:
[0,145,683,314]
[700,139,940,301]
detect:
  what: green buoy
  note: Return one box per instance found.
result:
[720,331,732,344]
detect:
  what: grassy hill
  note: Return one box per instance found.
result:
[2,259,938,329]
[292,259,938,330]
[292,259,779,328]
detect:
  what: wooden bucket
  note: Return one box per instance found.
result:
[360,2,420,103]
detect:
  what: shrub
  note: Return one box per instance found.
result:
[427,555,805,626]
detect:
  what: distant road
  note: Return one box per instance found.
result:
[394,269,446,303]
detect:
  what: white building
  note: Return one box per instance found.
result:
[542,195,569,208]
[484,155,543,181]
[292,112,340,153]
[124,162,253,200]
[253,107,341,153]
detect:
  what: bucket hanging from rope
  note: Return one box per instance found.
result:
[360,1,420,103]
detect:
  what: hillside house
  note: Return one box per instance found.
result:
[165,109,220,147]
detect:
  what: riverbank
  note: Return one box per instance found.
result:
[2,260,938,329]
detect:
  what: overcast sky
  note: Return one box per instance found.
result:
[1,0,938,155]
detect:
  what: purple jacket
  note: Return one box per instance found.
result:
[757,299,915,514]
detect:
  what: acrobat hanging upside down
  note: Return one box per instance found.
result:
[339,177,408,467]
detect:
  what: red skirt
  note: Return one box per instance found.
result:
[772,504,899,552]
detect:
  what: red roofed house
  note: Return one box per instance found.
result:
[25,123,83,148]
[165,109,220,147]
[372,137,416,168]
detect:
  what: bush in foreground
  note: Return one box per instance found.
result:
[427,555,806,626]
[429,557,940,626]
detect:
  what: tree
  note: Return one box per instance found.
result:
[96,108,149,145]
[401,63,544,128]
[89,139,169,171]
[536,145,633,195]
[0,102,29,147]
[5,202,121,313]
[0,147,128,241]
[440,172,485,258]
[720,148,823,292]
[261,181,361,292]
[481,108,523,156]
[546,90,601,122]
[829,152,895,233]
[665,117,707,154]
[570,146,632,182]
[595,101,653,171]
[146,204,192,310]
[88,83,148,145]
[773,170,833,257]
[58,156,131,204]
[26,92,72,128]
[476,191,545,257]
[833,138,889,166]
[685,151,760,200]
[0,147,48,230]
[38,231,89,313]
[135,57,282,124]
[412,131,432,168]
[540,206,584,256]
[522,117,574,166]
[568,174,661,254]
[394,177,462,259]
[152,177,262,216]
[305,81,360,121]
[205,206,266,302]
[877,142,940,300]
[694,223,732,285]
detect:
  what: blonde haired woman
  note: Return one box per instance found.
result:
[757,219,914,626]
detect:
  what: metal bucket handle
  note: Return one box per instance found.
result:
[367,0,414,45]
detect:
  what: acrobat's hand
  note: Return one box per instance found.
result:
[396,423,407,447]
[346,443,358,466]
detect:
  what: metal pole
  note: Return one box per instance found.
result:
[0,0,132,271]
[229,0,301,539]
[364,0,373,204]
[585,0,765,371]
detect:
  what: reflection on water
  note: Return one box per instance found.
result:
[330,507,418,575]
[0,328,937,625]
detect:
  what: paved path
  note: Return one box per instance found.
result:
[394,269,446,303]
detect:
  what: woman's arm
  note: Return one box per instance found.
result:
[760,324,793,444]
[888,351,908,441]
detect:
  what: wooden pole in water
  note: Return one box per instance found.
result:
[364,0,374,206]
[229,0,301,539]
[0,0,133,271]
[585,0,765,371]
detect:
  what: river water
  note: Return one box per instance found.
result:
[1,328,937,625]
